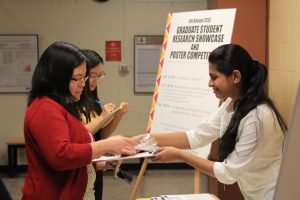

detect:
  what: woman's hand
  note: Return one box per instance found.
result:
[94,161,107,170]
[106,135,136,155]
[106,161,118,169]
[130,134,146,145]
[118,102,129,115]
[152,147,182,163]
[94,161,118,171]
[104,103,117,113]
[100,103,117,118]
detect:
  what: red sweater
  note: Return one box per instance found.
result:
[22,97,92,200]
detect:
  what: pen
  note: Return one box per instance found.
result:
[95,99,101,105]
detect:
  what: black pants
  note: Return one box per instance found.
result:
[94,170,103,200]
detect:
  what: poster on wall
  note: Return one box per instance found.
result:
[134,35,163,93]
[146,9,236,158]
[0,34,38,92]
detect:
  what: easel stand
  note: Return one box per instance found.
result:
[130,158,149,200]
[194,169,201,193]
[129,158,201,200]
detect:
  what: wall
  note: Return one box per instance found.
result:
[0,0,207,166]
[269,0,300,124]
[269,2,300,199]
[208,0,267,64]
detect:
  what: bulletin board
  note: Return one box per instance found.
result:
[0,34,38,92]
[134,35,163,93]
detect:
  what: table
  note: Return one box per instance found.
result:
[7,136,25,177]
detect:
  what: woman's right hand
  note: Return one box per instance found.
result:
[100,103,116,118]
[131,134,147,145]
[106,135,136,156]
[151,146,182,163]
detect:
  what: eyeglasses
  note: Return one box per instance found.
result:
[90,72,106,80]
[71,75,89,83]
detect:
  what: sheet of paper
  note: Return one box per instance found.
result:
[92,151,156,162]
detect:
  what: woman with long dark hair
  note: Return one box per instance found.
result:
[22,42,135,200]
[134,44,287,200]
[78,49,129,200]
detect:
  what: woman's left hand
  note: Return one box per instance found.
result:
[94,160,118,170]
[152,147,181,163]
[95,161,107,170]
[106,160,118,169]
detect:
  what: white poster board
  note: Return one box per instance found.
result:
[274,82,300,200]
[146,9,236,158]
[0,34,38,92]
[134,35,163,93]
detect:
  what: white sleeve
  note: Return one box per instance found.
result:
[213,115,262,184]
[186,99,230,149]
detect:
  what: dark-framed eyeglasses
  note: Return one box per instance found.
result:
[71,75,89,83]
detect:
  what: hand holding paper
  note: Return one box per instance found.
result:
[135,134,158,152]
[105,135,136,155]
[92,134,159,162]
[151,146,182,163]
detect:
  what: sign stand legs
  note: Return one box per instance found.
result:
[130,158,201,199]
[194,169,201,193]
[130,158,149,200]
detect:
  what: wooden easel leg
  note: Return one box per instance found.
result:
[130,158,149,200]
[194,169,200,193]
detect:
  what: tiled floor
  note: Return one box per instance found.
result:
[1,169,208,200]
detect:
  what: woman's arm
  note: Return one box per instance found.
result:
[153,147,215,177]
[84,103,115,135]
[85,114,107,135]
[90,135,136,159]
[151,132,191,149]
[132,131,190,149]
[100,102,129,139]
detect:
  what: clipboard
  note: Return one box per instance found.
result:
[97,107,120,128]
[92,151,156,162]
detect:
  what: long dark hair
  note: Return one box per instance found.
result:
[208,44,287,162]
[79,49,104,120]
[28,41,87,119]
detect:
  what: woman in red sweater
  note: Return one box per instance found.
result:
[22,42,136,200]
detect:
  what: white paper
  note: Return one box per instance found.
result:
[92,151,156,162]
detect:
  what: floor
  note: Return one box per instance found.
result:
[0,169,208,200]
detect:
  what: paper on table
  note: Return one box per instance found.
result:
[97,107,120,129]
[92,152,156,162]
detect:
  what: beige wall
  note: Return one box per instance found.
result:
[269,0,300,124]
[0,0,207,165]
